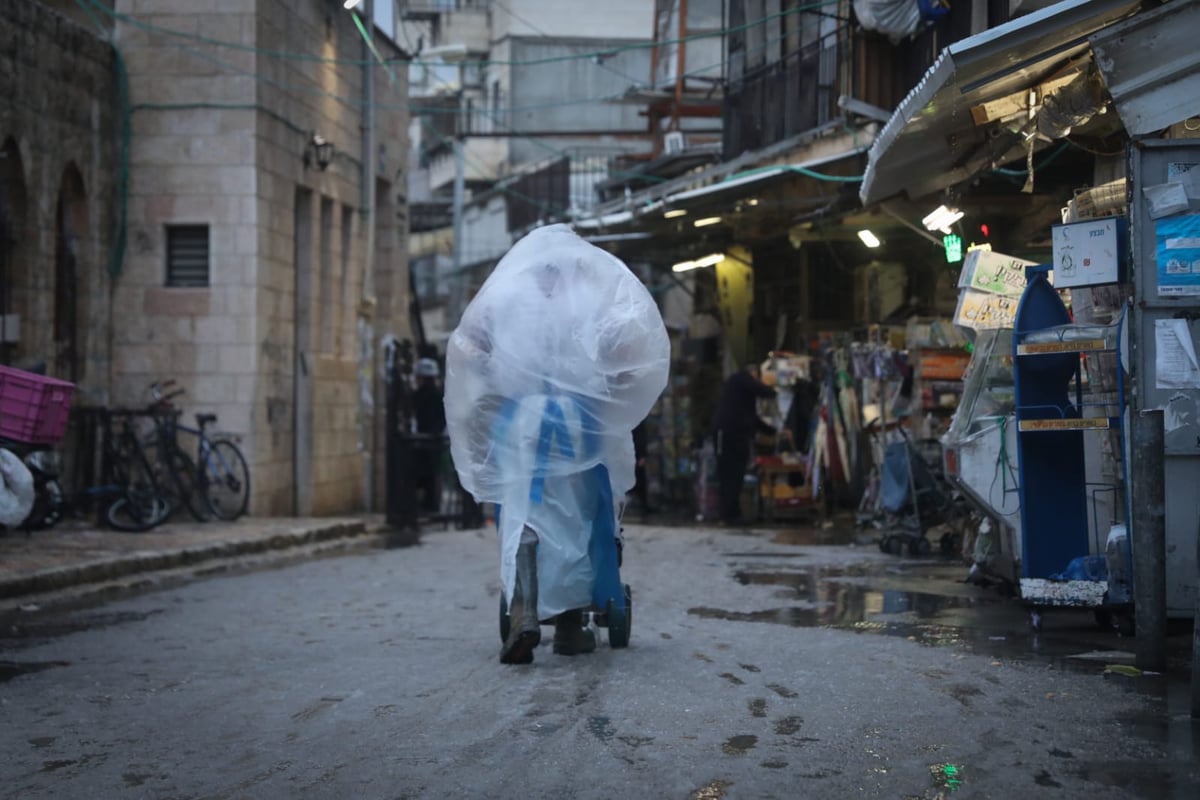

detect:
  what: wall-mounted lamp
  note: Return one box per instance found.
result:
[304,132,335,171]
[857,230,881,248]
[693,216,722,228]
[672,253,725,273]
[663,209,688,219]
[922,204,963,235]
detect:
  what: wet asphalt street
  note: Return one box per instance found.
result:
[1,522,1198,799]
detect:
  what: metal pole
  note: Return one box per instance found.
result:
[1131,408,1166,672]
[1193,550,1200,717]
[449,132,465,325]
[360,0,377,513]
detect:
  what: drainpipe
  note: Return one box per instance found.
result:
[360,0,377,513]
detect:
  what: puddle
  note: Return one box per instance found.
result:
[930,763,965,793]
[690,779,732,800]
[696,566,1160,669]
[0,660,70,683]
[721,735,757,755]
[709,559,1200,798]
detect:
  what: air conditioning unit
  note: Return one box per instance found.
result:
[663,131,686,155]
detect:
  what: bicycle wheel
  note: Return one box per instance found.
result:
[105,448,171,532]
[201,439,250,521]
[163,446,211,522]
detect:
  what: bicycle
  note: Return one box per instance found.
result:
[85,408,173,532]
[147,381,251,521]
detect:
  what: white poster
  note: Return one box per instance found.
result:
[1154,318,1200,389]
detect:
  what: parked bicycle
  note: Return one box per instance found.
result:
[145,381,250,521]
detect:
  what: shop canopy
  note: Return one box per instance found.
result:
[1089,0,1200,137]
[859,0,1140,207]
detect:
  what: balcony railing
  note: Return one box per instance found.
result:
[401,0,490,18]
[722,2,989,161]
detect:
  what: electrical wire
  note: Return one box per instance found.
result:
[83,0,840,69]
[989,142,1071,177]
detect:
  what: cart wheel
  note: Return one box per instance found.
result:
[499,592,510,643]
[1029,610,1043,632]
[913,537,932,557]
[607,584,632,649]
[1093,609,1114,631]
[886,537,904,556]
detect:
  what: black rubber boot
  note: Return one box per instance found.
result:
[552,608,596,656]
[500,540,541,664]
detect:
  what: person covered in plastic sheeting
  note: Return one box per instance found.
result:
[445,224,670,664]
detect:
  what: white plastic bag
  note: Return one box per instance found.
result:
[0,449,35,528]
[445,224,670,617]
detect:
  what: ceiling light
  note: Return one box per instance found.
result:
[746,198,759,206]
[693,216,722,228]
[922,205,964,235]
[663,209,687,219]
[672,253,725,272]
[857,230,881,248]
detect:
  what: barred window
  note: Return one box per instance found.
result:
[166,225,210,287]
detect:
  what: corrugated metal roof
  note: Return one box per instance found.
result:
[1090,0,1200,137]
[860,0,1141,206]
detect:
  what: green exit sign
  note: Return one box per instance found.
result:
[943,234,963,263]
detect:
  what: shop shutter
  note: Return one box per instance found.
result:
[166,225,210,287]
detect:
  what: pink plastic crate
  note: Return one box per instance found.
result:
[0,365,75,445]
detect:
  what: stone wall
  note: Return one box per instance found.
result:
[110,0,410,516]
[0,0,116,403]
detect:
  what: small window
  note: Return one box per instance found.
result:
[166,225,210,287]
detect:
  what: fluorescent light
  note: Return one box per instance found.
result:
[693,216,722,228]
[921,205,964,235]
[857,230,881,248]
[672,253,725,272]
[343,0,362,7]
[663,209,687,219]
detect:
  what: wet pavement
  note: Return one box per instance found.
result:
[0,519,1196,798]
[0,515,379,611]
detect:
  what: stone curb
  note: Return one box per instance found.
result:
[0,520,372,601]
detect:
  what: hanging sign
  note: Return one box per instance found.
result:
[953,288,1018,331]
[957,249,1036,297]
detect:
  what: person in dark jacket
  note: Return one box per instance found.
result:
[713,364,776,524]
[412,357,446,513]
[630,419,654,516]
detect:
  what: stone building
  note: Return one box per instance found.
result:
[1,0,413,517]
[0,0,117,403]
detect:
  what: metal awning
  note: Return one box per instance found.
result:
[859,0,1140,206]
[575,145,869,231]
[1090,0,1200,137]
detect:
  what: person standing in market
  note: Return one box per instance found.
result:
[412,357,446,514]
[629,419,655,517]
[713,363,776,525]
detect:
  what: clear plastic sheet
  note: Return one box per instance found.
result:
[445,224,670,617]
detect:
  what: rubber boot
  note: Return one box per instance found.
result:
[552,608,596,656]
[500,541,541,664]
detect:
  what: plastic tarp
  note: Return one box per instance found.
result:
[445,224,670,618]
[853,0,923,40]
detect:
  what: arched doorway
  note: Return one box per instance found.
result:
[55,164,87,381]
[0,138,28,364]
